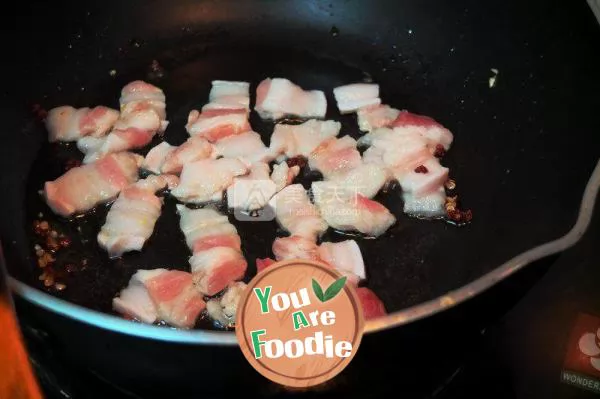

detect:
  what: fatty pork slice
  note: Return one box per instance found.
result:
[255,78,327,120]
[360,127,451,217]
[269,119,341,159]
[161,137,215,174]
[79,102,163,163]
[186,108,250,143]
[326,163,389,199]
[227,162,276,212]
[113,269,160,324]
[97,175,178,258]
[356,287,387,320]
[189,247,247,296]
[204,80,250,111]
[120,80,167,121]
[177,206,247,296]
[46,105,119,142]
[177,205,241,253]
[113,269,206,328]
[272,235,319,261]
[270,162,301,192]
[269,184,328,241]
[403,186,447,218]
[396,157,449,198]
[357,104,400,132]
[360,127,432,174]
[44,152,142,217]
[333,83,381,114]
[214,131,274,167]
[308,136,362,180]
[142,142,175,174]
[312,181,396,237]
[391,110,454,151]
[317,240,366,285]
[142,137,215,175]
[170,158,248,204]
[206,281,247,328]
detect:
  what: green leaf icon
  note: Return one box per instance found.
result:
[323,276,347,301]
[312,277,347,302]
[312,279,325,302]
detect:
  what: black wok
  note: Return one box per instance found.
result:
[2,0,600,396]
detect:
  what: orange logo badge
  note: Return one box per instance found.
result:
[235,259,364,387]
[562,313,600,393]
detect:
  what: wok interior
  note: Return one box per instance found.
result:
[2,0,599,328]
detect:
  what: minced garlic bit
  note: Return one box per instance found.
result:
[489,68,499,88]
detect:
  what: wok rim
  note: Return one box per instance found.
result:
[8,158,600,345]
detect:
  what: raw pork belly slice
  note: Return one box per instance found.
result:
[214,131,273,167]
[270,162,300,192]
[160,137,215,174]
[227,162,276,212]
[317,240,366,285]
[403,186,447,218]
[204,80,250,111]
[120,80,167,121]
[113,269,160,324]
[113,269,206,328]
[272,235,319,261]
[395,157,449,197]
[206,281,247,328]
[177,206,247,296]
[269,119,341,159]
[333,83,380,114]
[43,152,142,217]
[269,184,328,240]
[46,105,119,142]
[357,104,400,132]
[391,110,453,151]
[255,78,327,120]
[312,181,396,237]
[186,108,250,142]
[308,136,362,179]
[189,246,247,296]
[358,111,454,217]
[359,127,431,171]
[79,103,163,163]
[79,81,168,163]
[356,287,387,320]
[170,158,248,203]
[142,142,175,174]
[142,137,215,175]
[177,205,241,252]
[97,175,177,258]
[325,163,389,199]
[186,80,252,141]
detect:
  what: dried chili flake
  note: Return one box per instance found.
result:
[286,157,307,168]
[59,237,71,248]
[414,165,428,173]
[434,144,446,158]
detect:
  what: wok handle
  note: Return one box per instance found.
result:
[0,248,43,399]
